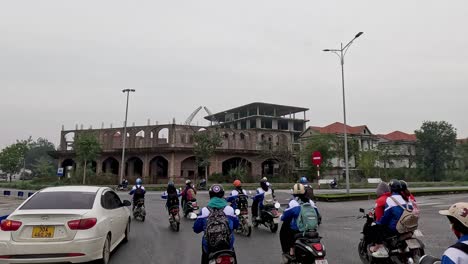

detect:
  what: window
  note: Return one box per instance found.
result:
[101,191,122,209]
[20,191,96,210]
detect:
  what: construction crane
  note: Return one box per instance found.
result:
[203,107,219,125]
[185,106,219,126]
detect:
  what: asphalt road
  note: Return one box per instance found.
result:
[105,191,467,264]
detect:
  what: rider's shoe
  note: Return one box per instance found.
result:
[371,246,389,258]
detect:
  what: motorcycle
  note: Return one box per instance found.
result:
[133,199,146,222]
[208,249,237,264]
[419,255,441,264]
[234,208,252,237]
[329,180,338,189]
[198,180,207,190]
[184,200,200,220]
[282,231,328,264]
[357,208,425,264]
[115,184,129,192]
[169,205,180,232]
[252,202,281,233]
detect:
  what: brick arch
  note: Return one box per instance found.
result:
[221,157,253,177]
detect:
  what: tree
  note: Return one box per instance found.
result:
[301,134,337,176]
[357,151,378,178]
[32,156,55,178]
[25,138,56,177]
[193,130,222,182]
[415,121,457,181]
[74,133,101,184]
[456,142,468,172]
[0,141,29,182]
[333,136,360,169]
[260,143,296,180]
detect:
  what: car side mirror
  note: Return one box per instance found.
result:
[122,200,132,207]
[359,208,365,213]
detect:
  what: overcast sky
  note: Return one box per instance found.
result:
[1,0,467,149]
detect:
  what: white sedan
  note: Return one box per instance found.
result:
[0,186,132,264]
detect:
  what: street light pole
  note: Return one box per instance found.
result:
[323,32,363,195]
[120,89,136,184]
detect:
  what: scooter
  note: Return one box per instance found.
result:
[357,208,425,264]
[419,255,441,264]
[234,208,252,237]
[282,231,328,264]
[133,199,146,222]
[208,249,237,264]
[252,202,281,233]
[169,205,180,232]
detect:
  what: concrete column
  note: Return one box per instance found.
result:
[230,123,235,129]
[256,118,261,129]
[257,106,260,115]
[288,120,294,131]
[128,160,135,178]
[237,122,241,129]
[143,155,150,183]
[252,161,262,179]
[272,119,278,130]
[246,120,251,129]
[96,159,103,174]
[169,152,175,181]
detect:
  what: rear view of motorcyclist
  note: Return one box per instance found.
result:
[193,184,239,264]
[129,178,146,211]
[300,176,314,201]
[280,183,318,258]
[226,180,247,210]
[439,202,468,264]
[162,181,180,214]
[252,178,274,220]
[181,179,197,209]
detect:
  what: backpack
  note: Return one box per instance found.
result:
[451,242,468,254]
[134,186,145,199]
[167,192,179,207]
[236,193,249,211]
[390,196,419,233]
[263,189,275,206]
[204,207,231,252]
[296,201,318,233]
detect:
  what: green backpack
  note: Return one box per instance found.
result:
[297,202,318,233]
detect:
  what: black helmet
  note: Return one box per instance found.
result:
[209,184,225,199]
[400,180,408,191]
[168,181,174,187]
[389,179,402,193]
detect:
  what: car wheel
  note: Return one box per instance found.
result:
[100,235,111,264]
[123,220,130,243]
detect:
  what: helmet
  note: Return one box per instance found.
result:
[400,180,408,191]
[233,180,242,188]
[168,181,174,187]
[299,177,308,184]
[439,202,468,229]
[209,184,225,199]
[136,178,142,185]
[389,179,402,193]
[376,182,390,197]
[261,177,268,182]
[185,179,192,185]
[293,183,306,195]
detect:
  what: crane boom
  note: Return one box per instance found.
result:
[185,106,203,125]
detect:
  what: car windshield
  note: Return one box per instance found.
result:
[19,191,96,210]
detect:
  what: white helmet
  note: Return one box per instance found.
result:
[292,183,305,195]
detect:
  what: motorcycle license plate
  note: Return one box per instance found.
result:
[406,238,420,249]
[315,260,328,264]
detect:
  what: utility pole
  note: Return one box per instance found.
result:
[120,89,136,184]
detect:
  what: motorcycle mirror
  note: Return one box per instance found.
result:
[359,208,365,213]
[235,209,240,216]
[275,202,281,209]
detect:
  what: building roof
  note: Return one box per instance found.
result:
[307,122,371,135]
[204,102,309,122]
[457,138,468,144]
[378,131,417,142]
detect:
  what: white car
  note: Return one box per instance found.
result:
[0,186,132,263]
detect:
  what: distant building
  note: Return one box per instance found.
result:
[376,131,417,169]
[50,102,309,184]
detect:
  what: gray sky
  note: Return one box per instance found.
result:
[1,0,467,149]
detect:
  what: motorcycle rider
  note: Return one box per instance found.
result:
[364,182,391,256]
[226,180,247,210]
[252,178,274,220]
[375,181,391,221]
[280,183,318,258]
[129,178,146,211]
[193,184,239,264]
[181,179,197,210]
[373,179,413,257]
[162,181,180,215]
[300,176,314,200]
[439,202,468,264]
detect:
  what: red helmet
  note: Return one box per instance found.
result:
[233,180,242,187]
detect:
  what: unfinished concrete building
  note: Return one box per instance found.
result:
[51,102,309,184]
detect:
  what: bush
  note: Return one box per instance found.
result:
[444,170,468,182]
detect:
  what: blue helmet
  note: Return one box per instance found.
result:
[300,177,308,184]
[136,178,142,185]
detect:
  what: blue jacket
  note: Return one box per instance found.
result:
[193,197,239,253]
[281,199,302,230]
[377,193,413,232]
[226,189,247,210]
[441,235,468,264]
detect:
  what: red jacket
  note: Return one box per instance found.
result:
[375,192,391,221]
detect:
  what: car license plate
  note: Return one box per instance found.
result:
[406,238,420,249]
[32,226,55,238]
[315,259,328,264]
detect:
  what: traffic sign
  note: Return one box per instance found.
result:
[57,168,64,177]
[312,151,322,166]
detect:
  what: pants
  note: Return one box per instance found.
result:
[251,200,259,218]
[280,220,299,254]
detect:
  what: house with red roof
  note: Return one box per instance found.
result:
[376,131,417,169]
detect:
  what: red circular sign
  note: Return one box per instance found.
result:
[312,151,322,166]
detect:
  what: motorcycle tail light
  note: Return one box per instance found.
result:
[312,243,323,251]
[216,256,234,264]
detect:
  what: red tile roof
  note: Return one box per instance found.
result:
[309,122,370,135]
[378,131,416,142]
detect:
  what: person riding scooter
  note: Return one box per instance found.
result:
[226,180,248,211]
[129,178,146,211]
[181,179,197,210]
[252,178,274,220]
[439,202,468,263]
[162,181,181,215]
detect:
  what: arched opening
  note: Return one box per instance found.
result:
[125,157,143,182]
[181,156,205,181]
[64,132,75,151]
[158,128,169,144]
[112,131,122,148]
[262,159,279,177]
[102,157,119,175]
[222,157,252,177]
[61,159,76,177]
[135,130,145,148]
[150,156,168,183]
[198,128,207,132]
